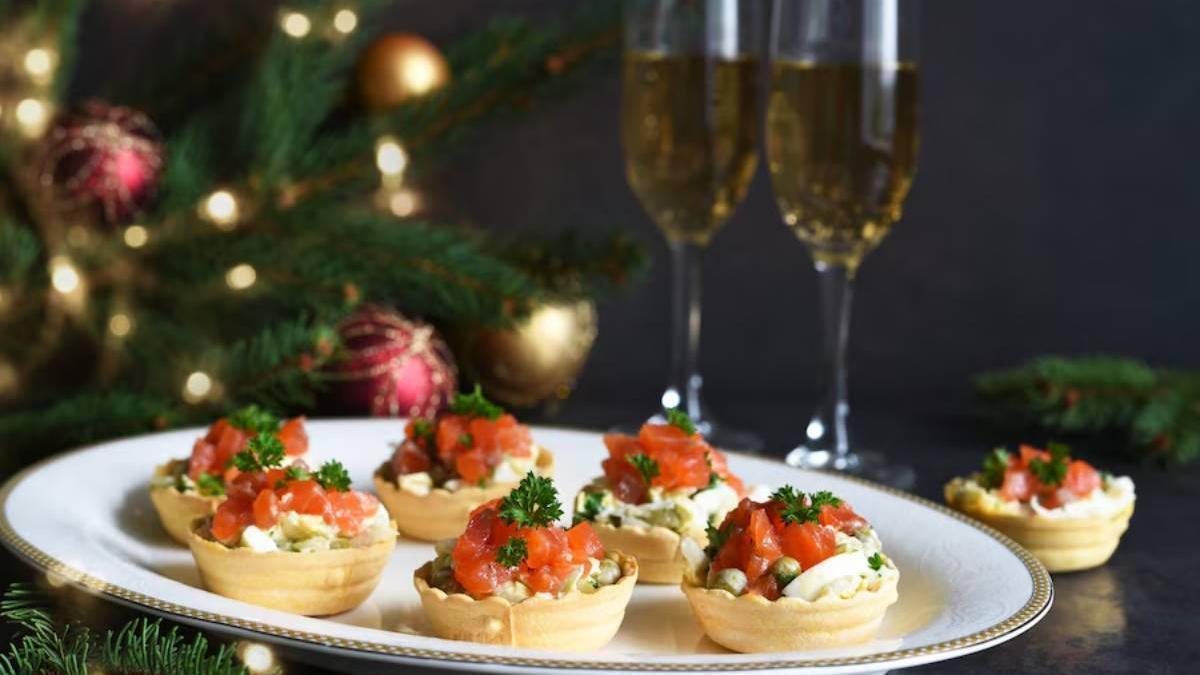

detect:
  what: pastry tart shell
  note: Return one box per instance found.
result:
[188,523,396,616]
[590,520,702,584]
[374,447,554,542]
[946,489,1134,572]
[148,462,223,546]
[681,574,899,653]
[413,553,638,651]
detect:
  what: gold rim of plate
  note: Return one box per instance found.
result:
[0,437,1053,672]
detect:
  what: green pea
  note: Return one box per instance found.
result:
[594,558,621,586]
[711,568,747,596]
[771,556,801,587]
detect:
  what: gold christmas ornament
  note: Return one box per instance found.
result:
[356,33,450,110]
[459,299,598,408]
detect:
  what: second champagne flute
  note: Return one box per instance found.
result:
[621,0,765,449]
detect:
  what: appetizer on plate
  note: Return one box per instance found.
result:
[414,473,637,651]
[680,486,899,653]
[944,443,1135,572]
[188,434,396,616]
[571,411,754,583]
[375,386,553,541]
[149,406,308,545]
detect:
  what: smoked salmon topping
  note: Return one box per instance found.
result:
[600,415,745,504]
[982,443,1101,509]
[390,386,533,485]
[187,405,308,484]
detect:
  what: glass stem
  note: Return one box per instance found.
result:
[665,240,704,421]
[810,261,856,460]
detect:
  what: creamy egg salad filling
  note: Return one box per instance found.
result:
[946,473,1135,519]
[396,444,545,496]
[426,538,624,601]
[151,458,225,497]
[681,525,897,602]
[235,507,393,553]
[573,478,768,536]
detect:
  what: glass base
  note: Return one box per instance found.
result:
[611,412,764,453]
[785,447,916,490]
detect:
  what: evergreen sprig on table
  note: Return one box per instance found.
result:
[0,584,246,675]
[0,0,641,469]
[975,356,1200,466]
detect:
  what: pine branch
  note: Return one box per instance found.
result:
[975,356,1200,465]
[0,217,40,283]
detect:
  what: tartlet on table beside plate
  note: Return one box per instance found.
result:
[148,406,309,545]
[570,411,761,584]
[414,473,637,651]
[188,435,396,616]
[374,386,553,541]
[680,486,899,653]
[944,443,1135,573]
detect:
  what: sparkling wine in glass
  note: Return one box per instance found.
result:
[768,0,919,485]
[621,0,766,450]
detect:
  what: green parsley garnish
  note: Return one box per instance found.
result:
[284,464,309,482]
[627,453,660,486]
[226,405,279,434]
[458,433,474,448]
[496,536,528,568]
[868,552,884,571]
[313,460,352,492]
[704,521,732,559]
[1029,442,1070,486]
[771,485,842,525]
[232,432,286,472]
[666,408,696,435]
[410,418,435,446]
[195,472,225,497]
[498,472,563,528]
[450,384,504,420]
[981,447,1011,488]
[574,491,605,525]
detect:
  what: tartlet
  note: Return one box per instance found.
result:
[149,406,308,545]
[571,412,754,584]
[375,386,553,541]
[945,443,1135,572]
[680,486,899,653]
[414,473,638,650]
[188,437,396,616]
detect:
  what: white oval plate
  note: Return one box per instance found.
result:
[0,420,1050,674]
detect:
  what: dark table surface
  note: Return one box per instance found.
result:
[3,396,1197,674]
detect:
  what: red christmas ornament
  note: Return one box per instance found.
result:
[326,305,457,418]
[39,100,164,226]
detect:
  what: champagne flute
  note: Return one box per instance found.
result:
[621,0,766,450]
[767,0,919,485]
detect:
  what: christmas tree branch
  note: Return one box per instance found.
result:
[975,356,1200,465]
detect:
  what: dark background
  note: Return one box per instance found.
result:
[5,1,1200,673]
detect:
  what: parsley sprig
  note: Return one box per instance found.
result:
[627,453,659,486]
[498,472,563,528]
[410,418,435,446]
[868,552,884,571]
[450,385,504,420]
[195,473,225,497]
[770,486,843,525]
[574,491,604,525]
[1029,442,1071,486]
[981,447,1011,488]
[704,522,731,559]
[313,460,352,492]
[231,432,285,472]
[226,405,279,434]
[496,536,528,568]
[666,408,696,435]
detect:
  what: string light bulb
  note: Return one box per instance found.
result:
[238,642,276,673]
[15,98,48,137]
[388,189,419,217]
[375,136,408,178]
[201,190,239,229]
[124,225,149,248]
[24,48,55,84]
[49,256,81,294]
[182,371,213,403]
[333,9,358,34]
[225,263,257,290]
[281,11,312,38]
[108,313,134,337]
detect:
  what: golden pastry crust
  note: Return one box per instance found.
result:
[681,573,899,653]
[148,462,223,546]
[413,553,638,651]
[589,520,703,584]
[945,486,1134,572]
[374,447,554,541]
[188,522,397,616]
